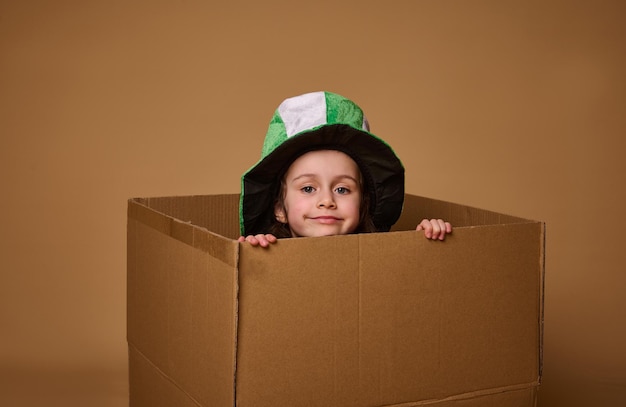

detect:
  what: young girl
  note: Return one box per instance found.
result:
[238,91,452,247]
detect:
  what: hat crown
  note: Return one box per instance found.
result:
[261,91,369,159]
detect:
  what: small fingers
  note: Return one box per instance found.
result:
[416,219,452,241]
[239,234,278,248]
[261,234,277,246]
[431,219,452,240]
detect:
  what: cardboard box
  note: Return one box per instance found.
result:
[127,194,544,407]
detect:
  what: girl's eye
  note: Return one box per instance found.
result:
[301,186,315,193]
[335,187,350,194]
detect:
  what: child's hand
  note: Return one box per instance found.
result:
[416,219,452,241]
[237,234,278,248]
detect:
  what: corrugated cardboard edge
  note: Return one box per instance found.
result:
[232,242,240,407]
[375,382,537,406]
[395,195,534,230]
[539,222,546,384]
[127,198,241,406]
[127,197,238,268]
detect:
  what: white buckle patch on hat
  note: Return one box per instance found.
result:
[278,91,327,138]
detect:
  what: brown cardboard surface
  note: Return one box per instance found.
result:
[127,199,240,406]
[128,347,199,407]
[127,194,544,407]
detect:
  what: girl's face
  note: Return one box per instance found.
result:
[275,150,362,238]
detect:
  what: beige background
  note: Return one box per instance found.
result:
[1,0,624,406]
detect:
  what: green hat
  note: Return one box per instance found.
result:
[240,91,405,236]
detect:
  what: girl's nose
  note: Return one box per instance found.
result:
[317,192,336,208]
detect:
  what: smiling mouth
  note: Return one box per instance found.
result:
[311,216,342,224]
